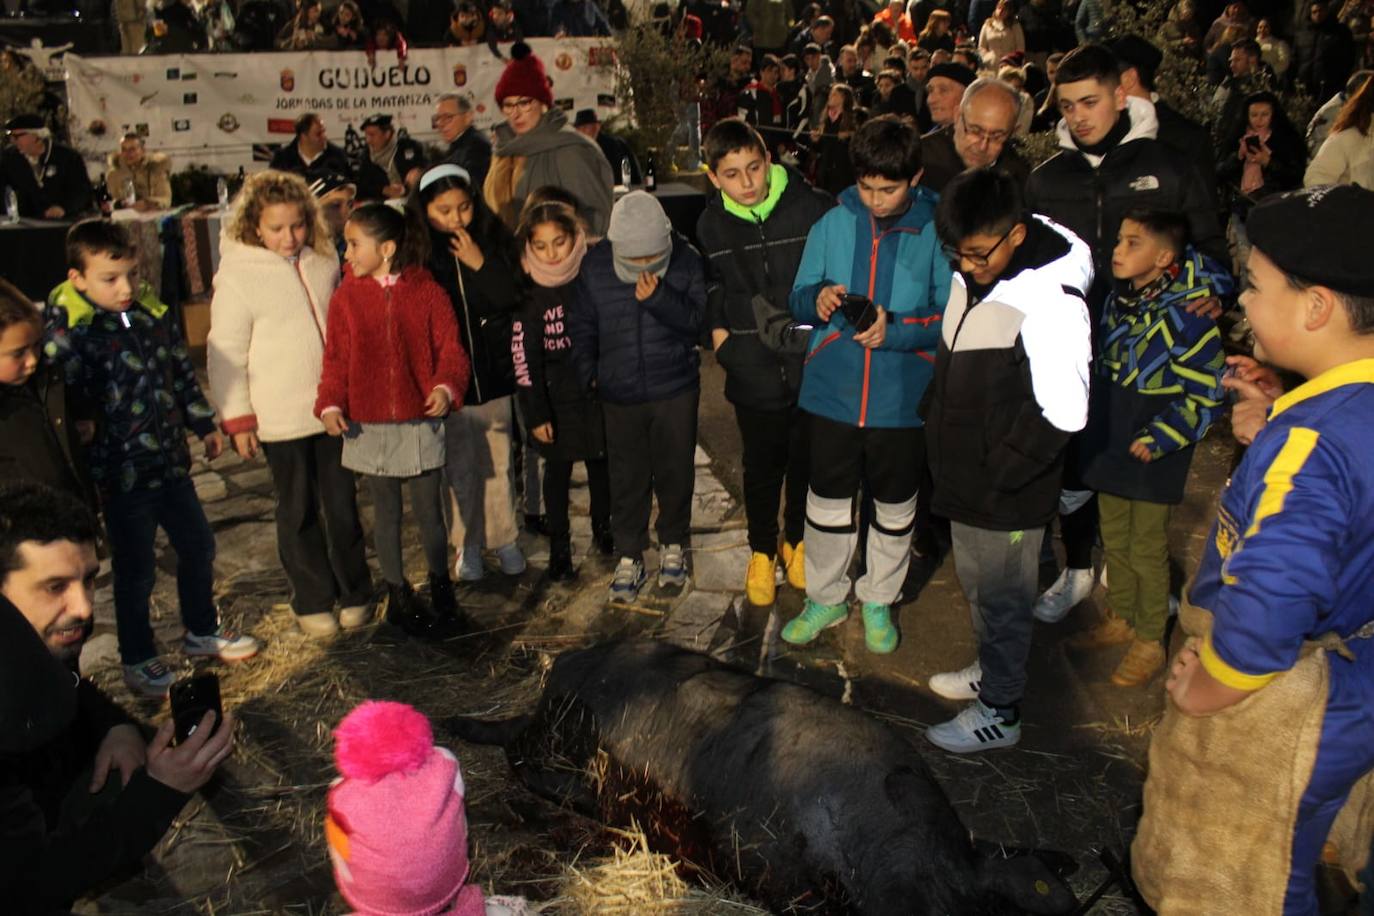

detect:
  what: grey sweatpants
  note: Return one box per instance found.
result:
[950,521,1045,708]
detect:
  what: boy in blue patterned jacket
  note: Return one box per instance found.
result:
[1074,209,1233,687]
[44,220,258,699]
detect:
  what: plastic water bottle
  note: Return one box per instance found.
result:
[3,187,18,224]
[620,156,632,187]
[217,177,229,210]
[123,178,137,208]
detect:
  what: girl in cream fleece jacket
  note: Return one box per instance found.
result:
[207,170,373,639]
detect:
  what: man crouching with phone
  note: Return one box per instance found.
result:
[784,114,952,656]
[0,480,234,913]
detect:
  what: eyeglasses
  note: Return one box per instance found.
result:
[500,97,539,115]
[943,225,1014,268]
[959,115,1011,146]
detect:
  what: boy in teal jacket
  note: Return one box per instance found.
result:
[783,114,952,654]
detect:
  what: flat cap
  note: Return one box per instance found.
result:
[926,62,977,87]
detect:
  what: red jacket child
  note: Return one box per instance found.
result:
[315,266,470,423]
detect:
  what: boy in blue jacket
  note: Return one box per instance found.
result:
[782,114,952,654]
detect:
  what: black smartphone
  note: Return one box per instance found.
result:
[170,673,222,745]
[839,293,878,333]
[1245,135,1262,151]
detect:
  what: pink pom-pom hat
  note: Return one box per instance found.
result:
[326,701,485,916]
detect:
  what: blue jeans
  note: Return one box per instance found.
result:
[104,479,218,665]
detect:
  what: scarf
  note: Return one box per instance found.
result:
[1075,109,1132,159]
[1240,129,1270,196]
[721,163,789,224]
[369,132,401,183]
[522,231,588,288]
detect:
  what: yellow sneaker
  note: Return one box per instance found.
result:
[745,552,777,606]
[781,541,806,591]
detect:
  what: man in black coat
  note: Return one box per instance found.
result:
[0,482,235,915]
[574,108,642,187]
[1291,0,1356,103]
[1107,35,1219,209]
[434,93,492,190]
[1,115,94,220]
[268,113,356,184]
[919,77,1030,193]
[360,113,426,200]
[697,118,833,605]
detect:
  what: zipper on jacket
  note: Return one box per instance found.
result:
[455,259,483,403]
[754,214,788,389]
[385,284,400,420]
[295,260,327,346]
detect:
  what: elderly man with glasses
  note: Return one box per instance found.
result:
[919,77,1031,194]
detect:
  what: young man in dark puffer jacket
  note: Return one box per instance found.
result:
[568,192,706,604]
[697,118,834,608]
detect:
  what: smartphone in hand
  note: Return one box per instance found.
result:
[170,673,222,745]
[839,293,878,333]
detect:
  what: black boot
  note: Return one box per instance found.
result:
[592,518,615,557]
[427,571,469,635]
[524,513,550,537]
[385,581,434,640]
[547,538,576,582]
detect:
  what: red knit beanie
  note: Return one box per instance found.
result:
[494,42,553,108]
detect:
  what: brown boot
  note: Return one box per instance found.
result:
[1110,638,1167,687]
[1066,609,1136,650]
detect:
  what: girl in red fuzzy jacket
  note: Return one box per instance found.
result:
[316,202,471,640]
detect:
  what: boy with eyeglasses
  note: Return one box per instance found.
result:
[922,167,1093,753]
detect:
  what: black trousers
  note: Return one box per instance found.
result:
[808,414,922,504]
[367,468,449,586]
[1061,495,1099,570]
[544,456,611,542]
[735,404,809,555]
[603,387,699,559]
[262,434,372,615]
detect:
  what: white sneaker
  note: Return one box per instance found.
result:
[123,657,176,698]
[1032,567,1096,624]
[183,627,260,661]
[929,660,982,700]
[926,700,1021,754]
[496,542,527,576]
[657,543,688,589]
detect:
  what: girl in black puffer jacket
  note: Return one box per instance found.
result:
[411,164,525,582]
[512,201,612,582]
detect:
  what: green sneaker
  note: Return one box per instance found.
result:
[862,602,899,654]
[781,598,848,645]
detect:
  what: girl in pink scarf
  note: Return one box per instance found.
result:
[510,195,613,581]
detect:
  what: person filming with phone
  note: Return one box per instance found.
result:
[0,481,235,915]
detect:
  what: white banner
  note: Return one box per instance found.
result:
[64,39,620,174]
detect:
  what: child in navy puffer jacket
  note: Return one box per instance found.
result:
[566,191,705,605]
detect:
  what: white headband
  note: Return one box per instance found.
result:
[419,164,471,191]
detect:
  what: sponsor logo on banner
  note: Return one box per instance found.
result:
[588,46,614,67]
[267,118,296,134]
[452,64,467,87]
[556,98,574,110]
[213,72,238,79]
[139,92,159,106]
[182,72,197,80]
[184,92,198,104]
[173,119,191,131]
[166,68,180,80]
[597,93,615,107]
[554,52,573,71]
[218,113,240,132]
[281,69,296,91]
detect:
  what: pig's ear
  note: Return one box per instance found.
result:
[976,853,1079,915]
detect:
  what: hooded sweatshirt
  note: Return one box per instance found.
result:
[483,107,615,235]
[208,236,341,441]
[1026,95,1225,302]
